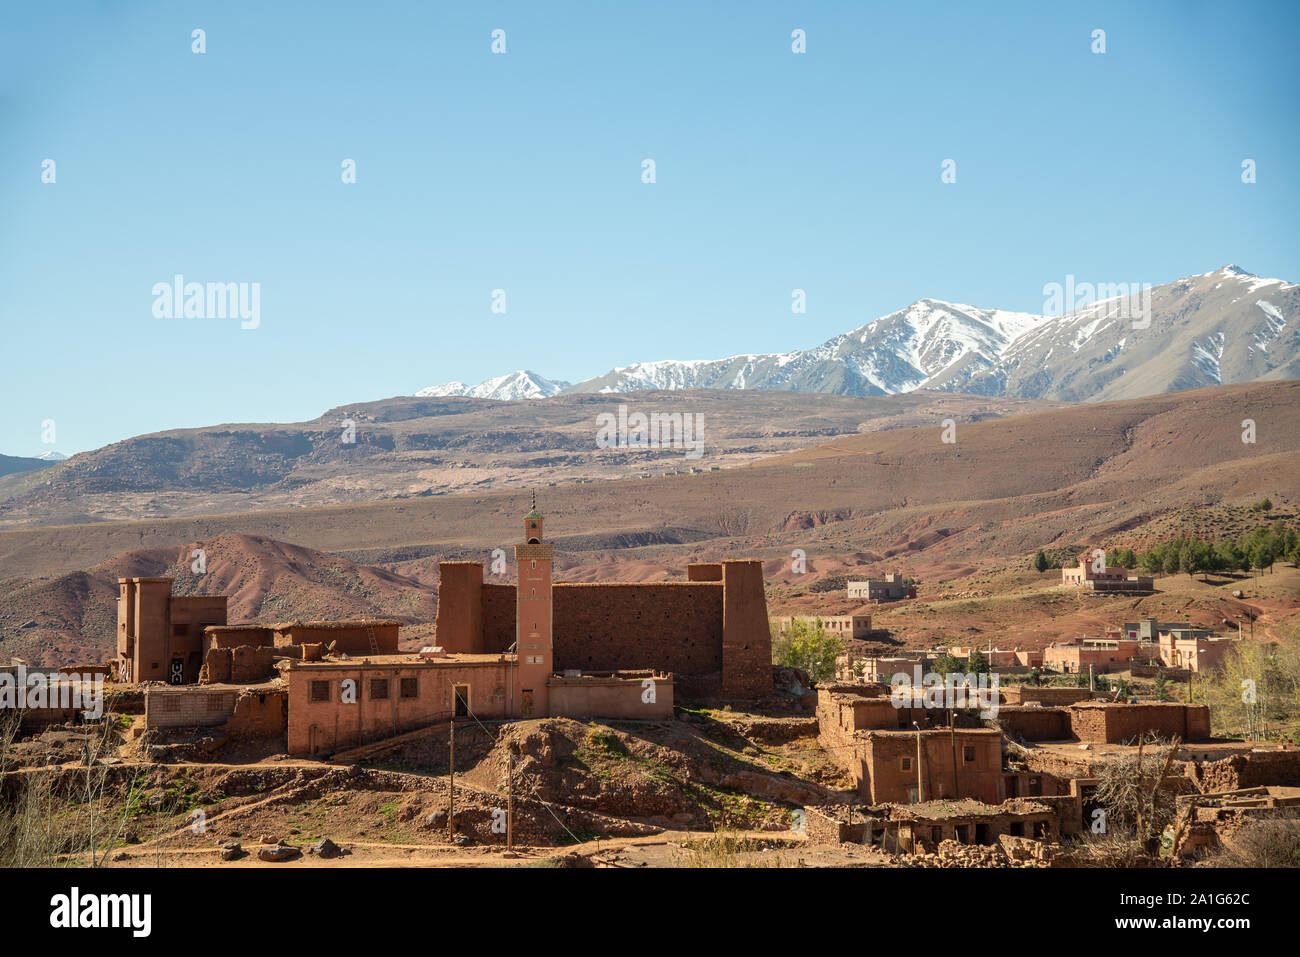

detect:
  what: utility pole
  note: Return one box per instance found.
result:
[1089,663,1094,692]
[949,717,959,799]
[506,746,515,852]
[913,722,925,803]
[448,718,456,840]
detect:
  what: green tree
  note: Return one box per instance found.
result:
[1249,541,1274,577]
[770,618,845,683]
[1033,550,1050,573]
[968,649,989,674]
[1155,673,1171,701]
[933,652,961,676]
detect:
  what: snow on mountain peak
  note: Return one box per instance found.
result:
[415,370,570,401]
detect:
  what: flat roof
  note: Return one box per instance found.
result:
[288,653,510,670]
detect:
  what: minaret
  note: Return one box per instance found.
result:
[514,494,554,717]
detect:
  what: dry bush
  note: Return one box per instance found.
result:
[1092,733,1182,854]
[672,832,791,868]
[0,712,139,867]
[1209,814,1300,868]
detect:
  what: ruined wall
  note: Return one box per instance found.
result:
[200,645,278,684]
[224,688,288,742]
[995,706,1072,742]
[273,623,400,656]
[201,647,231,683]
[206,627,274,650]
[1194,750,1300,793]
[231,645,278,683]
[805,806,869,845]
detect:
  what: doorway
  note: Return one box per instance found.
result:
[453,684,470,718]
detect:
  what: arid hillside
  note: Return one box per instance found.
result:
[1,380,1296,667]
[0,534,439,667]
[0,390,1052,528]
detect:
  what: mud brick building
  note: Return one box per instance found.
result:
[1068,701,1211,744]
[116,577,228,684]
[434,511,773,699]
[144,682,288,745]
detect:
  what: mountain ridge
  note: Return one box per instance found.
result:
[417,265,1297,403]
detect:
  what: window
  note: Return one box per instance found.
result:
[963,746,976,763]
[400,677,418,698]
[370,679,389,700]
[900,757,912,772]
[310,680,330,702]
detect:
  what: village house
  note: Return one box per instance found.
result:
[1061,553,1154,594]
[847,573,914,602]
[778,612,872,640]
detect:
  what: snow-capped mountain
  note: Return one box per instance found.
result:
[36,451,68,461]
[983,265,1300,402]
[565,300,1044,396]
[415,370,570,401]
[414,266,1298,403]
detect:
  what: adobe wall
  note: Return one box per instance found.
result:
[132,579,173,682]
[432,562,485,653]
[206,627,274,650]
[201,647,231,683]
[273,623,400,656]
[1002,687,1095,706]
[548,673,674,720]
[995,706,1072,742]
[1193,751,1300,793]
[721,561,775,697]
[199,645,278,684]
[224,688,288,742]
[554,583,725,674]
[1069,703,1211,744]
[687,563,723,582]
[481,584,516,651]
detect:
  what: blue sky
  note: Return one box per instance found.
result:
[2,0,1297,455]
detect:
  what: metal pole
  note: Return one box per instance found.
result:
[448,717,455,840]
[507,747,514,852]
[914,725,925,803]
